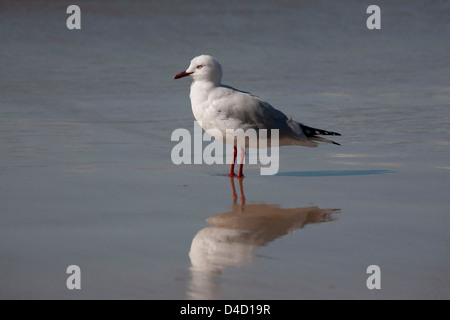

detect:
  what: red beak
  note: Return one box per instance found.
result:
[174,71,192,79]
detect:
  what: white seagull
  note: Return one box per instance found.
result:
[174,54,341,177]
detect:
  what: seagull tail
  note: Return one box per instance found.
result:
[301,125,341,146]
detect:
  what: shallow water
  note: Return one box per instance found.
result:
[0,0,449,299]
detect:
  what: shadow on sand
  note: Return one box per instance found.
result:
[276,169,393,177]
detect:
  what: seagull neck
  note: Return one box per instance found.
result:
[191,79,220,91]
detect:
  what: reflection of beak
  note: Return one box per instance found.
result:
[174,70,193,79]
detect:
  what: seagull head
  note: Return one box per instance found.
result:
[174,55,223,85]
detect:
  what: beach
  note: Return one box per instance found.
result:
[0,0,449,299]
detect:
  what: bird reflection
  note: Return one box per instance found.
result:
[187,177,339,299]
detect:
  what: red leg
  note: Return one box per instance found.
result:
[237,148,245,178]
[229,146,237,177]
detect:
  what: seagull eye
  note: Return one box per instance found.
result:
[196,65,203,69]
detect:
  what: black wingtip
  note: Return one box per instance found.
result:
[302,124,341,137]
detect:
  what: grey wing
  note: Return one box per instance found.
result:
[241,95,310,142]
[213,87,315,146]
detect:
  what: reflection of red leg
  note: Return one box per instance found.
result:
[229,146,237,177]
[229,176,238,204]
[237,175,246,205]
[237,148,245,178]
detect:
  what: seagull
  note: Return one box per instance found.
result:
[174,54,341,178]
